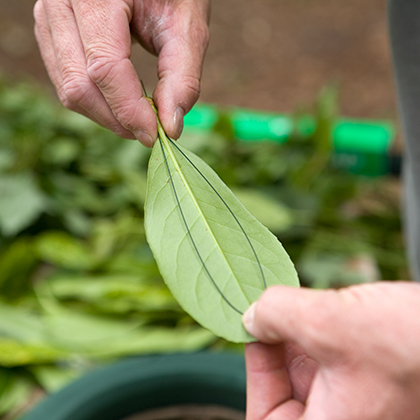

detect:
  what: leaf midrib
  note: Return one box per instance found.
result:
[157,126,250,306]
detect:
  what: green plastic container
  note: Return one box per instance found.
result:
[21,352,246,420]
[184,104,397,177]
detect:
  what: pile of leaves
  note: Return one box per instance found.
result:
[0,78,407,418]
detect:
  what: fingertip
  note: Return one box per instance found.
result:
[243,301,257,337]
[133,128,154,147]
[172,106,185,139]
[153,79,194,140]
[244,286,306,344]
[155,105,185,140]
[249,286,347,355]
[131,96,158,147]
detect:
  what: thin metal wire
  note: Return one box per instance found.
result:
[159,137,244,315]
[168,137,267,289]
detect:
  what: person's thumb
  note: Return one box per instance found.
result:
[242,286,343,351]
[131,0,210,139]
[153,37,209,139]
[152,3,210,139]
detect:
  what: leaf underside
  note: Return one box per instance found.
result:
[145,135,299,343]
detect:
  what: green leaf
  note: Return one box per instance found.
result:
[113,140,150,172]
[121,170,148,207]
[0,303,46,344]
[231,188,294,233]
[0,337,65,367]
[0,304,68,367]
[41,138,81,166]
[47,274,180,313]
[42,308,146,353]
[299,252,380,289]
[0,370,32,416]
[35,231,93,270]
[62,209,92,236]
[89,213,145,263]
[0,174,47,236]
[30,366,83,393]
[42,307,214,357]
[99,326,216,356]
[0,238,37,300]
[144,122,299,343]
[0,149,14,171]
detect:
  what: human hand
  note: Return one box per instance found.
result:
[33,0,210,146]
[243,282,420,420]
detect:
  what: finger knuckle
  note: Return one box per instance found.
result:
[112,101,139,130]
[185,75,201,95]
[113,127,136,139]
[33,0,44,23]
[107,121,131,138]
[301,290,344,350]
[86,55,117,87]
[255,287,281,317]
[197,23,210,47]
[252,288,285,341]
[180,3,210,46]
[59,77,91,110]
[258,287,339,349]
[180,75,201,105]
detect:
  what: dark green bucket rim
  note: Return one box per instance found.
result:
[22,352,246,420]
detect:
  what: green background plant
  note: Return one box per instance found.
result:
[0,77,407,418]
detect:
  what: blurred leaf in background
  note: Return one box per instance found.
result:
[0,370,33,418]
[0,238,37,300]
[0,174,47,237]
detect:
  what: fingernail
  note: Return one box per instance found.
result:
[242,302,257,332]
[133,129,153,147]
[173,106,185,139]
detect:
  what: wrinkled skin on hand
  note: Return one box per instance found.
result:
[33,0,210,146]
[243,282,420,420]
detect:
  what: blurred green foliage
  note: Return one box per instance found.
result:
[0,78,407,418]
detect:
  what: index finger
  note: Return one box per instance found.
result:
[72,0,157,145]
[245,342,304,420]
